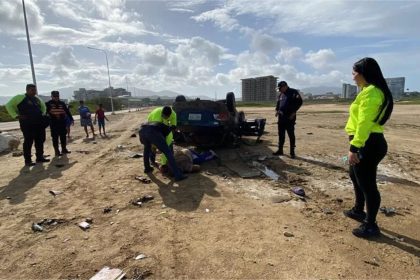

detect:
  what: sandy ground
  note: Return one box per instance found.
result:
[0,104,419,279]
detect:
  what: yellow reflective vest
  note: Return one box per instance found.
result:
[147,107,177,164]
[345,84,385,151]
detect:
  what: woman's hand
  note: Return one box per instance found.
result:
[348,151,360,165]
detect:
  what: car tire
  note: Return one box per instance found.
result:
[175,95,187,102]
[226,92,236,112]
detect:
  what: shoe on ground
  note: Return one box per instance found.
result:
[343,208,366,222]
[55,152,62,157]
[36,157,50,163]
[25,161,36,167]
[290,153,296,159]
[272,150,284,156]
[144,167,154,173]
[175,174,188,182]
[352,222,380,238]
[62,149,71,154]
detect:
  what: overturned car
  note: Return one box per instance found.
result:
[172,92,266,147]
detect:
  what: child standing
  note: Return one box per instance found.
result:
[94,104,110,136]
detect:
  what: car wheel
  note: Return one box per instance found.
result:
[175,95,187,102]
[226,92,236,112]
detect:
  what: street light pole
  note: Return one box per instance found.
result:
[87,46,115,114]
[22,0,37,87]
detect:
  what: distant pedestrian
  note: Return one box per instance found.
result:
[343,57,393,238]
[273,81,302,158]
[78,100,95,138]
[94,103,110,136]
[5,84,50,166]
[65,104,74,138]
[46,91,73,156]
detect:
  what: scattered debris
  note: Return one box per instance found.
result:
[364,260,380,267]
[205,208,210,213]
[291,187,305,197]
[55,164,65,168]
[252,161,280,181]
[12,151,23,157]
[89,266,125,280]
[6,196,11,200]
[135,254,147,260]
[306,132,313,135]
[128,152,143,158]
[78,221,91,230]
[92,141,97,144]
[130,133,137,138]
[117,145,126,149]
[135,176,151,183]
[379,207,396,216]
[132,268,153,280]
[85,217,93,223]
[103,207,112,213]
[131,195,154,206]
[49,190,62,197]
[32,223,43,232]
[284,231,294,237]
[76,150,90,154]
[333,198,344,203]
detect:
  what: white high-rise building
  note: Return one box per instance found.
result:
[385,77,405,99]
[342,83,357,99]
[241,75,278,102]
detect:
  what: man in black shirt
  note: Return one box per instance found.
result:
[5,84,50,166]
[273,81,303,158]
[46,91,74,156]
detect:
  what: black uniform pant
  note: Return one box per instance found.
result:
[20,123,46,163]
[51,123,67,152]
[278,118,296,150]
[349,133,387,224]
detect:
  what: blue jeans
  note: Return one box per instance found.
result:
[139,125,183,179]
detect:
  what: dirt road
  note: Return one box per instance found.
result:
[0,104,419,279]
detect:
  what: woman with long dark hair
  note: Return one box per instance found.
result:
[343,57,393,238]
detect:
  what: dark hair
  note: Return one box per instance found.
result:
[99,103,103,107]
[26,84,36,90]
[353,57,393,125]
[51,90,59,96]
[162,106,172,117]
[79,100,84,104]
[278,81,288,88]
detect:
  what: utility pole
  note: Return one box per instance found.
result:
[87,47,115,114]
[22,0,37,88]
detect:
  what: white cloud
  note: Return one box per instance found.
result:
[0,0,43,34]
[276,47,303,63]
[250,33,286,54]
[192,8,239,32]
[304,49,336,70]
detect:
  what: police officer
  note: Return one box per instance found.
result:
[46,91,74,156]
[5,84,50,166]
[273,81,302,158]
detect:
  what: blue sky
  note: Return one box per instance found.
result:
[0,0,419,98]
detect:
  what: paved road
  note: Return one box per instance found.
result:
[0,109,136,131]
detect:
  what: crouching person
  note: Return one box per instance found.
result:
[139,121,187,182]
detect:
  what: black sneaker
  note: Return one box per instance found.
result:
[290,152,296,159]
[144,167,154,173]
[62,149,71,154]
[343,208,366,222]
[25,161,36,167]
[36,157,50,163]
[272,150,283,156]
[352,222,380,238]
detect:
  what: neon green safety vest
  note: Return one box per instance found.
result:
[345,84,385,150]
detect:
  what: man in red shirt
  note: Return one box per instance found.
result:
[94,104,110,136]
